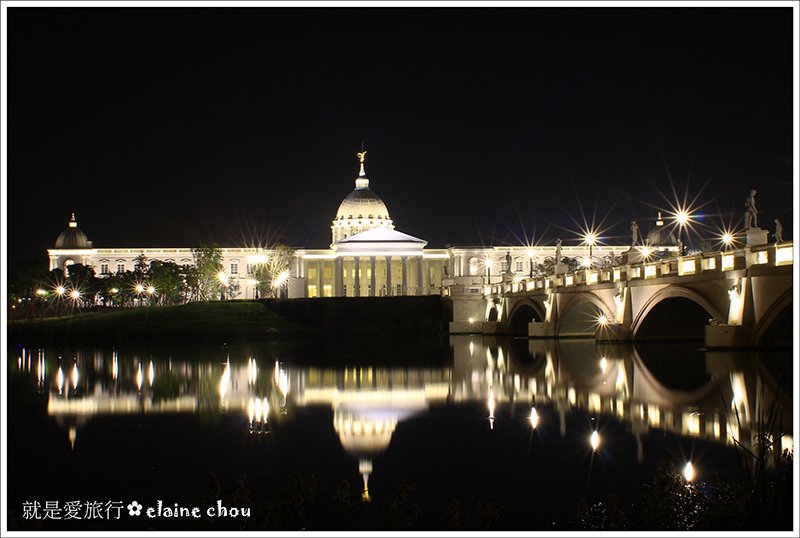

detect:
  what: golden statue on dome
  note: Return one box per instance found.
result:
[357,150,367,164]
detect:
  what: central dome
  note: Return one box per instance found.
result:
[54,213,92,249]
[331,152,394,243]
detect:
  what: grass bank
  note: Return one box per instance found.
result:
[8,297,451,358]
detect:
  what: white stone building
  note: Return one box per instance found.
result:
[48,154,664,299]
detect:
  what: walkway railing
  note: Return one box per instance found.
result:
[477,241,794,296]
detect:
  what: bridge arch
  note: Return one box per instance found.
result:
[556,292,615,338]
[752,289,792,347]
[632,286,725,341]
[506,299,546,334]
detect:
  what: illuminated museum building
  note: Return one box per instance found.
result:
[48,154,663,298]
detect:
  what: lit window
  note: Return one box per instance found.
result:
[323,267,333,279]
[307,284,318,298]
[323,284,333,297]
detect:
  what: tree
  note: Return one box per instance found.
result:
[252,244,295,298]
[147,260,186,305]
[191,243,224,301]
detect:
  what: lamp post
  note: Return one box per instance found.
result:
[135,284,144,307]
[527,249,535,280]
[584,233,597,269]
[675,211,689,255]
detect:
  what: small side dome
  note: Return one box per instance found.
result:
[54,213,92,249]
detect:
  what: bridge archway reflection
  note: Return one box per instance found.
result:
[20,337,792,497]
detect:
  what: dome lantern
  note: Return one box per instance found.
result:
[331,150,394,244]
[54,213,92,249]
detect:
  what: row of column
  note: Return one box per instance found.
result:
[332,255,424,297]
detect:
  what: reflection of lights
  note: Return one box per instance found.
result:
[599,357,608,373]
[590,431,600,451]
[56,367,64,394]
[247,358,258,385]
[468,317,475,324]
[275,361,289,396]
[529,406,539,429]
[148,361,155,386]
[488,387,496,429]
[71,364,79,390]
[219,359,231,400]
[683,461,695,482]
[112,354,118,380]
[136,363,143,391]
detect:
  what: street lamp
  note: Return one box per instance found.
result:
[584,232,597,269]
[721,232,734,251]
[675,211,689,255]
[526,249,535,279]
[135,283,144,306]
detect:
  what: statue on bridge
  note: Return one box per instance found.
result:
[745,189,758,229]
[630,220,639,247]
[774,219,783,242]
[505,251,513,274]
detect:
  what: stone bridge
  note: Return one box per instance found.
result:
[447,241,794,348]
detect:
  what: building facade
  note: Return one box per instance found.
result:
[48,153,671,300]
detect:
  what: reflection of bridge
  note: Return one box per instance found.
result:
[448,241,794,348]
[18,335,792,495]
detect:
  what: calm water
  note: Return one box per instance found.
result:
[6,337,793,530]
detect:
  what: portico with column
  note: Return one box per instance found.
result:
[331,227,428,297]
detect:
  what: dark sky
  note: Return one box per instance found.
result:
[7,7,795,264]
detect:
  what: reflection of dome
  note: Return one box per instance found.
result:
[55,213,92,249]
[331,154,395,243]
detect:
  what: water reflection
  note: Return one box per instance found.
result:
[12,337,794,489]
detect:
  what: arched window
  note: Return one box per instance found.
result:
[468,257,479,276]
[515,257,524,273]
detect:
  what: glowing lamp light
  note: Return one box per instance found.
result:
[675,210,690,226]
[218,271,229,286]
[526,249,535,259]
[468,317,475,324]
[590,430,600,451]
[597,314,609,327]
[640,245,653,259]
[272,269,290,289]
[36,289,47,296]
[722,232,734,246]
[147,286,155,295]
[584,232,597,246]
[135,284,145,294]
[56,286,66,296]
[70,289,81,300]
[683,461,695,482]
[110,288,119,294]
[529,406,539,429]
[600,357,608,373]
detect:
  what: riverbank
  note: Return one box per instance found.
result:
[7,297,451,358]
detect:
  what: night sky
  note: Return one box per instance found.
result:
[7,7,795,265]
